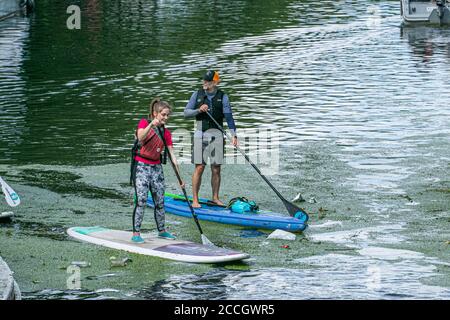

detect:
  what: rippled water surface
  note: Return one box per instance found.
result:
[1,0,450,300]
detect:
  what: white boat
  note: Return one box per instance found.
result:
[401,0,450,25]
[0,0,34,21]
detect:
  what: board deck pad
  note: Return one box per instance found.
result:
[67,227,249,264]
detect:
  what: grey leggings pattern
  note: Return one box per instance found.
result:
[133,163,165,233]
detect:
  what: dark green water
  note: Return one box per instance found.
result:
[1,0,450,299]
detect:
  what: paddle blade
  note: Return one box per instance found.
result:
[201,234,216,247]
[0,178,20,207]
[284,200,309,223]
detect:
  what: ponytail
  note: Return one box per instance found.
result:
[149,97,172,119]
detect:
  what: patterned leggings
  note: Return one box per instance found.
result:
[133,163,165,233]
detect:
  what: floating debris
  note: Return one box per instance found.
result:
[109,256,132,267]
[0,211,14,220]
[308,197,317,204]
[71,210,86,215]
[292,193,305,203]
[281,245,290,249]
[71,261,91,268]
[318,207,328,219]
[85,273,119,281]
[267,229,296,241]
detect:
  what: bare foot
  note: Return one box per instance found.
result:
[211,199,225,206]
[192,202,202,208]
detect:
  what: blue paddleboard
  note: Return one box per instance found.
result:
[147,194,307,232]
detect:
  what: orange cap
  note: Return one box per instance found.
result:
[203,70,220,82]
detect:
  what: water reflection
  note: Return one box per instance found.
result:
[138,269,230,300]
[1,1,449,170]
[401,25,450,63]
[23,288,119,300]
[0,1,403,165]
[135,261,450,300]
[0,16,29,161]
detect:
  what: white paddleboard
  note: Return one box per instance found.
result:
[67,227,250,264]
[0,176,20,207]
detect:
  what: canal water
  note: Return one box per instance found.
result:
[1,0,449,299]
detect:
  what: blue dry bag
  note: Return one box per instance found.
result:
[227,197,259,214]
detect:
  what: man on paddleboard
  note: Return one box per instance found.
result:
[184,70,238,208]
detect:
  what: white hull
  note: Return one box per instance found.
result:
[401,0,450,25]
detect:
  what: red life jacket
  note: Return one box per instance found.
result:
[130,127,167,185]
[136,128,165,162]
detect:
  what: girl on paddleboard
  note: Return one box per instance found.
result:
[131,98,184,243]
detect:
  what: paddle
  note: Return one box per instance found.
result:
[205,111,309,222]
[0,176,21,207]
[157,127,215,246]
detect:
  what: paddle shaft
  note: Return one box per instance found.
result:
[205,111,306,217]
[157,127,204,235]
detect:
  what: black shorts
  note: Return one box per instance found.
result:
[191,135,225,165]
